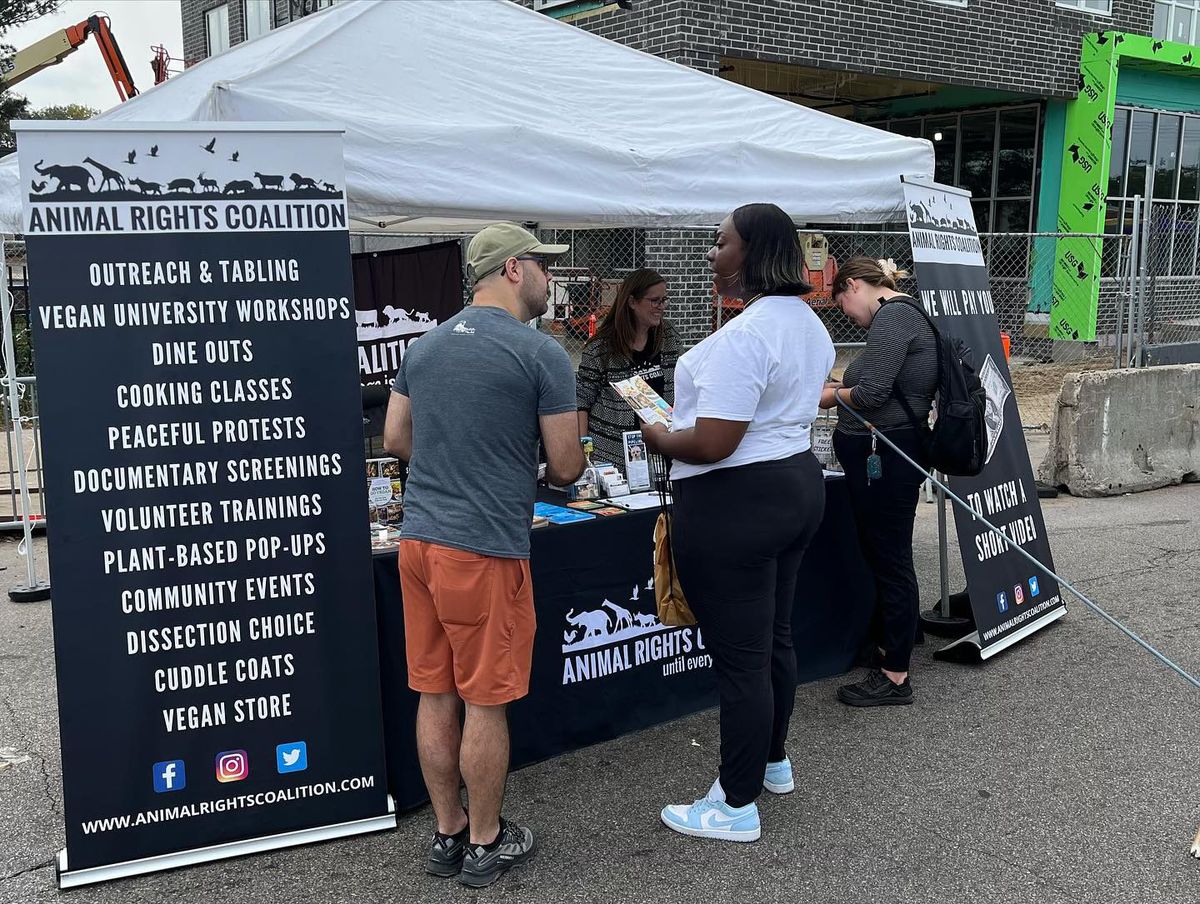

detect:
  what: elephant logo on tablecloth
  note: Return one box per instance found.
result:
[566,608,610,640]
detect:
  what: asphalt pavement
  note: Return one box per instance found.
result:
[2,481,1198,903]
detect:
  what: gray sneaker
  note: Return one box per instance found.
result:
[426,825,469,877]
[458,818,536,888]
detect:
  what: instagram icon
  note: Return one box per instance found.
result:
[215,750,249,783]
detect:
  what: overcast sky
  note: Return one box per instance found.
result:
[3,0,183,114]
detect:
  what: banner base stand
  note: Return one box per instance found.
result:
[9,581,51,603]
[933,606,1067,664]
[920,591,975,638]
[56,797,397,890]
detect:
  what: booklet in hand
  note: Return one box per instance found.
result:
[610,375,673,428]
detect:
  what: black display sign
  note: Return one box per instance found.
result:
[903,179,1066,656]
[17,123,392,887]
[352,241,464,386]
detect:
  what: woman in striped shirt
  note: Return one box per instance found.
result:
[576,269,681,470]
[820,256,938,708]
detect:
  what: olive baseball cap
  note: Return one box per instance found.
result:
[466,223,568,282]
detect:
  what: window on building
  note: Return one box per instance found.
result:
[1055,0,1111,13]
[245,0,273,40]
[206,4,231,57]
[1154,0,1198,44]
[1109,106,1200,276]
[288,0,336,20]
[882,105,1041,234]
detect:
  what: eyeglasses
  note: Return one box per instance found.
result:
[640,296,668,307]
[515,255,550,274]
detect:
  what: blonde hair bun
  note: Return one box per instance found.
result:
[876,258,910,281]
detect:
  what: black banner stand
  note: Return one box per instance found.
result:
[16,122,394,889]
[901,176,1066,662]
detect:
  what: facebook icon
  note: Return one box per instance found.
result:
[153,760,186,793]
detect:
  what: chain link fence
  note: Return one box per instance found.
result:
[0,238,46,528]
[1136,201,1200,366]
[0,220,1175,527]
[515,227,1135,430]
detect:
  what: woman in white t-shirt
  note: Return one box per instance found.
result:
[641,203,834,843]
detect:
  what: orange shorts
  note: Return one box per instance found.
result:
[398,539,536,706]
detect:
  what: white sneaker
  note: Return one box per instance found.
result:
[763,757,794,794]
[660,780,760,842]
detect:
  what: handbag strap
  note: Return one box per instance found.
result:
[650,449,678,590]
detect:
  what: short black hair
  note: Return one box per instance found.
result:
[731,203,812,297]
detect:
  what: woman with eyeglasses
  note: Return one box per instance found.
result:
[576,268,680,471]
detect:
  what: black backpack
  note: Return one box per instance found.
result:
[890,297,988,477]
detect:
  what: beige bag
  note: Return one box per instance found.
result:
[653,511,696,627]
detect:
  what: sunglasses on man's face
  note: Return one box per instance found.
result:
[515,255,550,274]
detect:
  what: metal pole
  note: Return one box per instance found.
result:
[936,478,951,618]
[1126,195,1142,368]
[1,239,50,602]
[1136,183,1152,367]
[1113,230,1128,370]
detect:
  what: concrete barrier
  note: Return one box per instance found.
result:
[1038,364,1200,497]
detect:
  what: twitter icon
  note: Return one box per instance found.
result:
[276,741,308,774]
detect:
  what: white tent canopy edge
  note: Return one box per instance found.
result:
[0,0,933,233]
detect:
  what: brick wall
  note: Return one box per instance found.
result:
[644,228,715,347]
[181,0,319,65]
[547,0,1156,99]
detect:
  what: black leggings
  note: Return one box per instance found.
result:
[671,451,825,809]
[832,428,926,673]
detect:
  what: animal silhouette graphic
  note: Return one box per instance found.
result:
[223,179,254,195]
[633,613,658,628]
[130,177,163,195]
[564,627,581,645]
[197,172,218,193]
[168,178,195,193]
[355,309,378,328]
[602,600,634,632]
[290,173,318,190]
[149,144,159,157]
[631,584,640,602]
[565,608,610,640]
[202,138,216,154]
[254,171,284,190]
[34,160,92,192]
[30,180,45,193]
[322,181,336,191]
[1153,40,1164,53]
[382,305,410,326]
[908,201,932,224]
[125,149,136,165]
[1185,52,1195,64]
[411,310,432,323]
[230,150,240,162]
[84,156,125,191]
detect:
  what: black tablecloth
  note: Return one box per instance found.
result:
[374,476,873,810]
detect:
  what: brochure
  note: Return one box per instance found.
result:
[610,375,672,427]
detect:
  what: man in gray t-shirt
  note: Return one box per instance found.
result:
[383,223,584,887]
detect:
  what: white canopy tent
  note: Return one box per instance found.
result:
[0,0,932,233]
